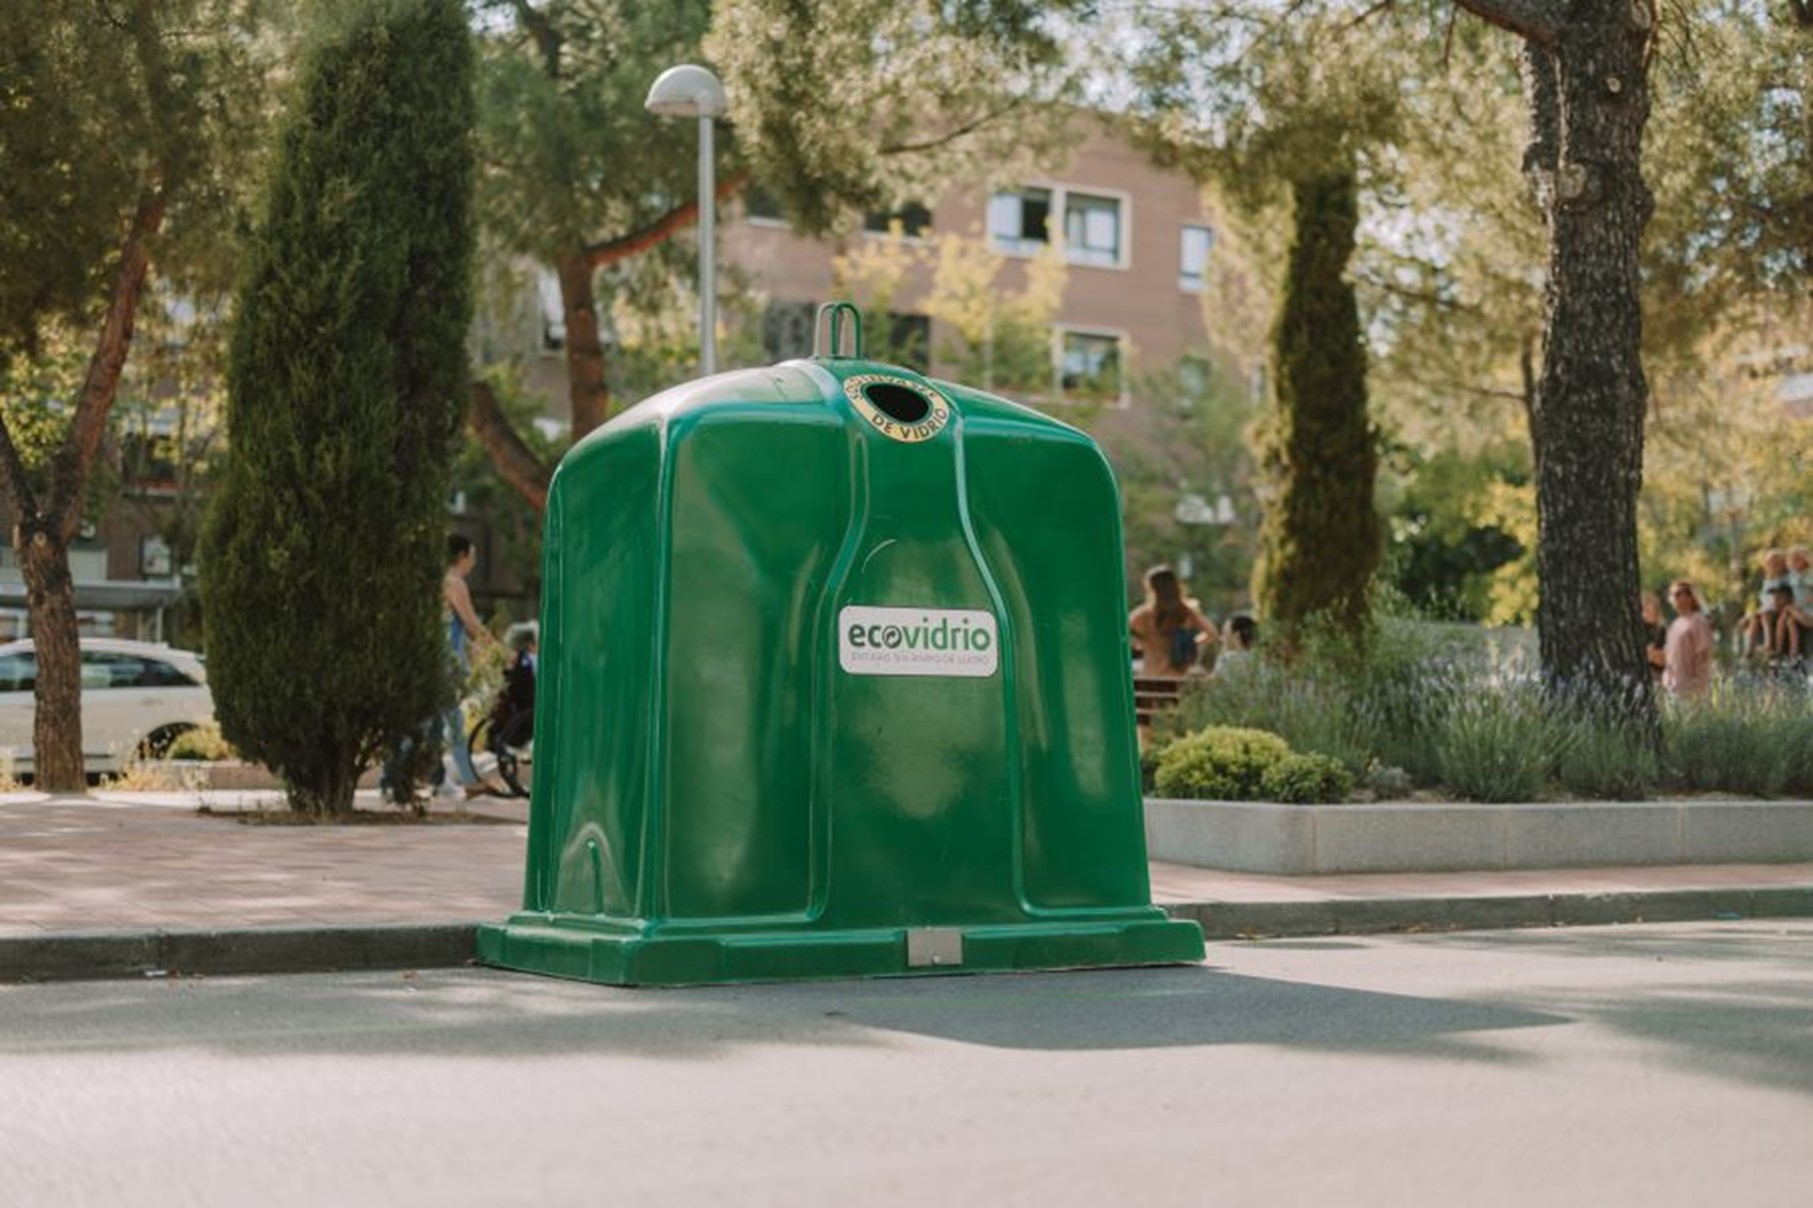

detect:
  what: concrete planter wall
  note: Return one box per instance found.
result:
[1144,797,1813,875]
[143,762,386,792]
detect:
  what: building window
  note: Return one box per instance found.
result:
[744,184,784,224]
[120,429,181,496]
[761,301,818,362]
[140,536,173,578]
[881,312,932,373]
[1180,224,1213,292]
[538,268,564,354]
[863,201,932,239]
[989,185,1127,268]
[1059,330,1123,402]
[987,187,1053,255]
[1064,192,1122,267]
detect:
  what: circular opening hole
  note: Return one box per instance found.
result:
[863,383,931,425]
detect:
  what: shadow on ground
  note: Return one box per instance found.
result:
[0,963,1559,1065]
[1407,924,1813,1100]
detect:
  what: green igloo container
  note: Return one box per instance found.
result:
[477,306,1203,985]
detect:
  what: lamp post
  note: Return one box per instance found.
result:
[645,64,727,376]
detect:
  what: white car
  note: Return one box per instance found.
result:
[0,638,214,776]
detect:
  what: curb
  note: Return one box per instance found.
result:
[0,923,479,984]
[1167,886,1813,939]
[6,888,1813,983]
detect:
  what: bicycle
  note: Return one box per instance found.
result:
[467,704,532,799]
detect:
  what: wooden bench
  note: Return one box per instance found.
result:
[1133,675,1186,728]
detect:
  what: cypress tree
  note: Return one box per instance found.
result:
[200,0,475,816]
[1253,170,1380,641]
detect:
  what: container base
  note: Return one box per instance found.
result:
[475,912,1205,987]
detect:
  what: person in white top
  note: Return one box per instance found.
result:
[1739,549,1789,654]
[1772,550,1811,661]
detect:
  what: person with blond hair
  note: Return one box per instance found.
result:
[1663,580,1715,698]
[1738,549,1790,654]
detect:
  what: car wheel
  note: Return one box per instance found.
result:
[136,723,196,761]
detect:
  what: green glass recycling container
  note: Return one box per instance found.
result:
[477,309,1203,985]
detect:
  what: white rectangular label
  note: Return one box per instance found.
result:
[838,606,998,678]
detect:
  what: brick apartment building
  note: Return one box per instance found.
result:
[725,113,1223,413]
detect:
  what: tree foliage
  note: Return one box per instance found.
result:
[462,0,1106,509]
[201,0,475,816]
[1253,172,1381,635]
[1338,7,1812,639]
[1127,0,1411,205]
[833,229,1070,395]
[1647,1,1813,328]
[468,0,717,452]
[1128,1,1416,641]
[0,0,267,788]
[705,0,1091,234]
[1105,356,1263,619]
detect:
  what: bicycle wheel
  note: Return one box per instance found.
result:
[492,708,533,798]
[465,714,506,790]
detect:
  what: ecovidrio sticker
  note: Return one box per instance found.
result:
[838,606,998,678]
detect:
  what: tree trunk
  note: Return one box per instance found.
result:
[0,174,163,790]
[17,525,85,791]
[1523,6,1654,704]
[285,760,360,817]
[555,251,610,439]
[467,380,551,511]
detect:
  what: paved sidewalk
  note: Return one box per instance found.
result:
[3,790,1811,981]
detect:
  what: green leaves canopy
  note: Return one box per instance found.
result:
[706,0,1092,234]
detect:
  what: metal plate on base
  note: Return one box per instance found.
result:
[906,928,965,968]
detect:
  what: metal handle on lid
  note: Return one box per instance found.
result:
[814,302,863,360]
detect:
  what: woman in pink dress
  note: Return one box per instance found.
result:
[1662,580,1714,699]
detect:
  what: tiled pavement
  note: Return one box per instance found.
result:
[2,790,1810,978]
[0,791,527,936]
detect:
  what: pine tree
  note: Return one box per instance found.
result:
[1254,171,1380,638]
[200,0,474,816]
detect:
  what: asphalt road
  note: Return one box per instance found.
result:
[3,920,1809,1207]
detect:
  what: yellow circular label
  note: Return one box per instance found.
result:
[842,374,952,444]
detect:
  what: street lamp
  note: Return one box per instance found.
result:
[645,64,727,376]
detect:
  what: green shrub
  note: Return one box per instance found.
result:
[1663,691,1802,797]
[1259,752,1355,804]
[166,724,236,762]
[1434,688,1552,802]
[1163,663,1372,773]
[1550,723,1659,799]
[1151,601,1813,803]
[1154,726,1291,800]
[1784,708,1813,797]
[1543,680,1662,800]
[1348,648,1466,784]
[1363,763,1414,799]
